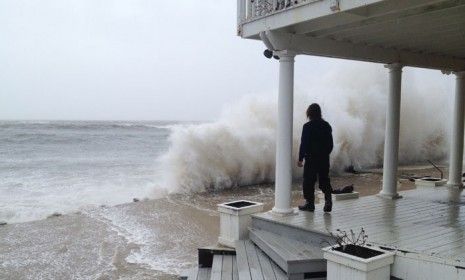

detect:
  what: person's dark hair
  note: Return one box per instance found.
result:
[306,103,322,120]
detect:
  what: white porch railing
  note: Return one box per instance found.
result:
[237,0,298,25]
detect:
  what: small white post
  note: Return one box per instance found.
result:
[251,0,257,17]
[256,0,262,16]
[237,0,246,25]
[448,71,465,188]
[273,51,296,215]
[379,63,403,199]
[246,0,253,19]
[272,0,278,11]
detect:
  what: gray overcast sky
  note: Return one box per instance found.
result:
[0,0,453,121]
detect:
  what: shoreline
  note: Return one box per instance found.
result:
[2,163,447,226]
[0,165,447,279]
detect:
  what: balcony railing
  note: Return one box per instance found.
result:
[237,0,301,25]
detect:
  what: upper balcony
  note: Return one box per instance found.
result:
[236,0,465,71]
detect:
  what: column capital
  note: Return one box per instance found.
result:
[384,63,403,71]
[275,50,297,61]
[454,71,465,78]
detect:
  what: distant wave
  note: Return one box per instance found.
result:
[0,121,186,131]
[159,65,451,193]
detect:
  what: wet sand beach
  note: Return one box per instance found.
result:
[0,166,445,279]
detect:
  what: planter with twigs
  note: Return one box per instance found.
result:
[322,228,395,280]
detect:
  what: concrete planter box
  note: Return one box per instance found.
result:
[323,245,395,280]
[217,200,264,248]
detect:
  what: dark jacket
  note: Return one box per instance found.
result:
[298,119,333,161]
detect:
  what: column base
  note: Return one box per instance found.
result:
[271,207,297,216]
[447,182,464,189]
[377,192,403,200]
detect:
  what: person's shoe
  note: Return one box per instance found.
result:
[323,200,332,212]
[298,202,315,212]
[323,189,332,212]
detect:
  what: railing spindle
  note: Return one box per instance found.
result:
[237,0,246,25]
[251,0,257,18]
[246,0,253,19]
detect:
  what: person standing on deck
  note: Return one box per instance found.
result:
[297,103,334,212]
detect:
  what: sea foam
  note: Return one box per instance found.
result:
[160,65,451,193]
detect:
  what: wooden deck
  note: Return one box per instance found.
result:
[183,187,465,279]
[211,254,238,280]
[235,240,287,280]
[253,187,465,266]
[248,227,326,279]
[183,241,288,280]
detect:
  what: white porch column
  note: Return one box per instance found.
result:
[273,51,296,214]
[379,63,403,199]
[448,71,465,188]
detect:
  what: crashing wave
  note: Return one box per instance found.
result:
[159,65,451,193]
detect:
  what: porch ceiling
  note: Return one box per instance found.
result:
[304,2,465,59]
[240,0,465,71]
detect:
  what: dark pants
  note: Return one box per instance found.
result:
[303,156,332,203]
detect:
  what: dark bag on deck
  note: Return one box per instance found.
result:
[332,184,354,194]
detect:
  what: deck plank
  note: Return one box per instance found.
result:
[396,227,461,248]
[211,255,223,280]
[222,255,233,280]
[435,240,465,257]
[451,250,465,260]
[186,267,198,280]
[284,202,439,234]
[235,241,252,280]
[327,202,438,226]
[244,240,264,280]
[232,256,239,280]
[270,258,287,280]
[198,268,211,280]
[255,246,277,280]
[427,235,465,253]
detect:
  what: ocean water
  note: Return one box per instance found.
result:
[0,120,275,278]
[2,78,452,225]
[0,120,181,224]
[0,64,454,278]
[0,67,452,225]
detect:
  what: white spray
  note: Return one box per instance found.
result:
[159,65,452,193]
